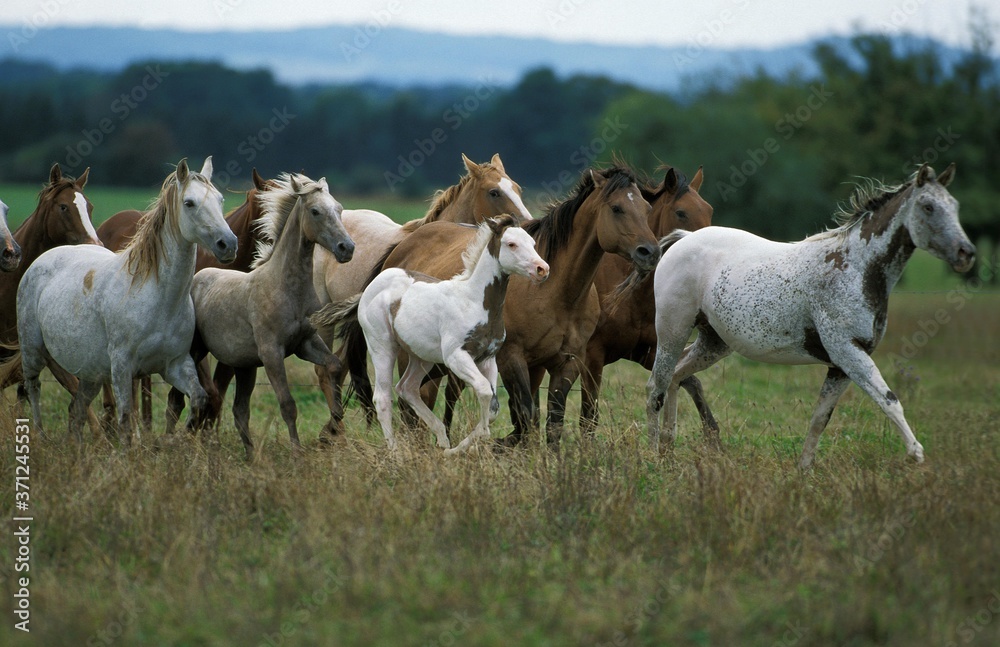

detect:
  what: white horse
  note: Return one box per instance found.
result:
[15,158,238,444]
[312,214,549,453]
[646,163,975,468]
[0,199,21,272]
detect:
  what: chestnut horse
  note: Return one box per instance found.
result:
[351,166,660,447]
[96,169,275,430]
[0,199,21,272]
[0,164,102,398]
[580,166,717,433]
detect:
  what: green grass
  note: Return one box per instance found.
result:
[2,293,998,646]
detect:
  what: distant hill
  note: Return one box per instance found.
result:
[0,24,974,91]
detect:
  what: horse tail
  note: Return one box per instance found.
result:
[658,229,691,254]
[0,342,22,392]
[309,297,375,415]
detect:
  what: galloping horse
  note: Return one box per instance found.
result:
[580,166,716,433]
[314,215,548,453]
[96,168,276,430]
[0,199,21,272]
[646,163,976,467]
[12,158,237,444]
[0,165,102,399]
[166,173,354,458]
[313,153,534,410]
[365,166,660,447]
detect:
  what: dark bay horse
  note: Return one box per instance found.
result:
[96,169,275,430]
[580,166,717,433]
[352,166,660,447]
[0,165,102,399]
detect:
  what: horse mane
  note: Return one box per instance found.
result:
[642,165,690,203]
[399,172,477,234]
[251,173,326,268]
[810,175,913,241]
[525,166,639,259]
[456,220,497,280]
[123,168,207,285]
[33,175,82,216]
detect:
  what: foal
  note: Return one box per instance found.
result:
[313,215,548,453]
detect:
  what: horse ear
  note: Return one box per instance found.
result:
[75,167,90,189]
[200,156,214,180]
[49,163,62,185]
[462,153,482,179]
[916,163,934,187]
[663,167,679,194]
[937,162,956,187]
[176,158,190,184]
[252,168,266,191]
[590,169,607,190]
[490,153,506,174]
[689,166,704,191]
[486,216,504,235]
[290,174,303,194]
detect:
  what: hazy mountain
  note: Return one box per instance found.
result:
[0,24,971,91]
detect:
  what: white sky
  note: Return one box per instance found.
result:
[0,0,981,49]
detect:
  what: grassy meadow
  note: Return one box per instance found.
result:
[1,184,999,646]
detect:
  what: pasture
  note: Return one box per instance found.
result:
[1,184,998,646]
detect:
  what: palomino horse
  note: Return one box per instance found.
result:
[580,166,716,434]
[96,168,276,430]
[363,166,660,447]
[12,158,237,444]
[646,163,975,468]
[0,165,102,403]
[0,199,21,272]
[313,152,534,412]
[166,173,354,458]
[313,215,548,453]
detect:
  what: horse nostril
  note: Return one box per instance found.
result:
[216,239,228,251]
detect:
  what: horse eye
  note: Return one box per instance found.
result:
[676,210,688,220]
[612,205,624,215]
[507,242,517,249]
[59,204,67,212]
[311,208,321,217]
[184,199,195,208]
[489,189,501,198]
[923,204,934,213]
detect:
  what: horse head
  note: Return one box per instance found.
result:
[39,163,102,247]
[906,163,975,273]
[645,166,714,236]
[486,214,549,284]
[292,174,355,264]
[589,168,660,273]
[175,157,238,264]
[462,153,534,223]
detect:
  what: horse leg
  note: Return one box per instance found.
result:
[798,368,851,469]
[259,346,301,451]
[441,372,464,439]
[294,334,346,440]
[233,367,257,460]
[140,376,153,435]
[660,324,732,450]
[165,386,186,435]
[210,359,235,426]
[444,355,498,455]
[109,363,136,447]
[544,359,581,447]
[495,350,534,448]
[161,355,210,446]
[679,376,720,444]
[69,380,102,445]
[395,357,449,449]
[191,358,221,433]
[100,381,117,433]
[370,344,400,450]
[46,361,103,437]
[823,341,924,463]
[579,346,605,435]
[395,353,420,430]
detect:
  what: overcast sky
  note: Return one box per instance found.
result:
[0,0,980,49]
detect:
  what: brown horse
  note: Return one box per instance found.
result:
[350,165,660,447]
[313,153,534,416]
[96,169,275,430]
[0,164,102,395]
[580,166,717,432]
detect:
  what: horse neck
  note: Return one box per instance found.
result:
[435,182,475,223]
[255,206,316,297]
[227,197,262,270]
[11,208,52,274]
[846,191,916,291]
[154,219,200,296]
[546,200,605,307]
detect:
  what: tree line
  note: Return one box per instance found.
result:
[0,29,997,246]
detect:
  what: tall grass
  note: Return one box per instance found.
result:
[1,292,998,646]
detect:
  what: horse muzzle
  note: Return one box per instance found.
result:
[528,261,550,284]
[1,242,21,272]
[631,242,661,273]
[951,242,977,273]
[332,239,355,264]
[211,233,239,265]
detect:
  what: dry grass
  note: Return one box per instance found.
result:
[1,293,998,646]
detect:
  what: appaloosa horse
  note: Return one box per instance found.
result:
[646,163,975,467]
[314,214,548,453]
[354,165,660,447]
[9,158,237,444]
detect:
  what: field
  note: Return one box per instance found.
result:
[1,185,999,646]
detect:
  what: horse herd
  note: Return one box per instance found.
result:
[0,153,975,468]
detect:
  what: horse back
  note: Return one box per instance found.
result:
[381,221,475,279]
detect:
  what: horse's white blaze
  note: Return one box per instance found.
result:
[499,177,532,220]
[73,191,99,242]
[628,191,635,202]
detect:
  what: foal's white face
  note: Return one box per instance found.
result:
[905,164,975,273]
[498,227,549,284]
[177,157,238,264]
